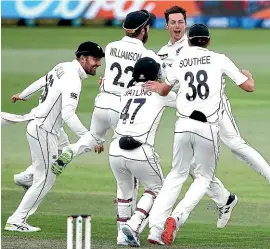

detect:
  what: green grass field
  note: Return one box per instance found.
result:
[1,27,270,249]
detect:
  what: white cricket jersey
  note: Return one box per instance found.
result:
[158,34,189,68]
[115,84,176,146]
[96,36,165,112]
[20,60,88,135]
[166,46,248,123]
[158,34,226,95]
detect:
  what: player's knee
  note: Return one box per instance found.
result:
[32,176,55,190]
[193,176,211,189]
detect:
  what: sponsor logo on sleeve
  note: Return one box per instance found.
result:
[70,92,78,100]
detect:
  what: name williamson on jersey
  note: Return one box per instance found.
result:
[110,47,142,61]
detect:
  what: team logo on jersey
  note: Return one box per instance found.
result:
[176,47,183,55]
[70,92,78,100]
[158,53,168,60]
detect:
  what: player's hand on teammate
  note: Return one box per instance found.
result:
[143,81,162,94]
[94,144,104,154]
[11,93,25,103]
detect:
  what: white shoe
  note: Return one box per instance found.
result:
[147,227,164,245]
[117,230,129,246]
[122,224,140,247]
[4,222,41,232]
[14,174,32,192]
[117,240,129,246]
[217,193,238,228]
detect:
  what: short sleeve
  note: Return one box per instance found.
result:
[220,54,248,86]
[165,61,179,86]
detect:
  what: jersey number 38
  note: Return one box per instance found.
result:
[185,70,209,101]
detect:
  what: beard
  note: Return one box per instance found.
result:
[142,29,148,44]
[86,67,97,75]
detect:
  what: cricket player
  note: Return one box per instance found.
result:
[51,10,165,245]
[4,41,104,232]
[157,5,270,229]
[109,56,176,247]
[144,24,254,245]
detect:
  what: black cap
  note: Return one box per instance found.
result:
[132,57,160,82]
[123,10,156,33]
[75,41,105,58]
[188,24,210,39]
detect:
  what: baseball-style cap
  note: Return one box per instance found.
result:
[123,10,156,33]
[132,57,160,82]
[188,24,210,39]
[75,41,105,58]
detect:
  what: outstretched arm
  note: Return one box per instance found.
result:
[221,55,254,92]
[11,76,46,103]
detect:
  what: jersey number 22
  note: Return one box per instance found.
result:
[110,62,135,88]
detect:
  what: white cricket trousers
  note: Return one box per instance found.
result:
[109,139,164,199]
[109,138,164,235]
[68,107,119,156]
[150,118,219,229]
[220,96,270,183]
[8,120,57,223]
[16,127,70,186]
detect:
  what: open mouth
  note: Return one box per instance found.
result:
[174,30,181,35]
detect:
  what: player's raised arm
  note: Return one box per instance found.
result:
[221,55,254,92]
[11,75,46,103]
[61,78,88,138]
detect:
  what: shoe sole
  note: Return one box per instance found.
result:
[117,242,129,246]
[161,217,177,245]
[217,196,238,229]
[122,226,140,247]
[4,227,41,232]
